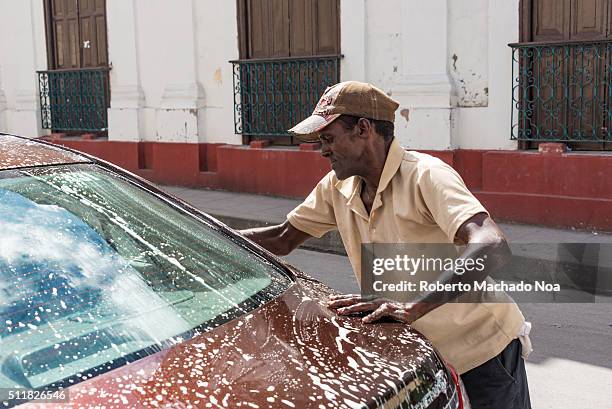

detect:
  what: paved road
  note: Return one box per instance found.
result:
[284,249,612,409]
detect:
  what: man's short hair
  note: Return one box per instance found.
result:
[336,114,394,141]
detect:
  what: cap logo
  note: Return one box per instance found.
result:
[314,84,341,115]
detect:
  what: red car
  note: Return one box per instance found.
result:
[0,134,469,408]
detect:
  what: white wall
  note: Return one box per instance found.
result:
[340,0,366,82]
[339,0,519,150]
[106,0,145,141]
[451,0,519,150]
[193,0,241,144]
[448,0,489,108]
[0,46,7,132]
[340,0,457,149]
[131,0,204,143]
[0,0,47,137]
[108,0,238,144]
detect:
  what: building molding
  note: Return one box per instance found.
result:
[110,85,145,109]
[15,89,38,111]
[160,82,205,109]
[392,73,455,107]
[391,0,455,106]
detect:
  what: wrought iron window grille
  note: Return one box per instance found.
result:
[37,67,110,133]
[510,40,612,144]
[230,55,342,139]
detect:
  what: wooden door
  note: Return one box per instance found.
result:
[47,0,80,69]
[243,0,339,59]
[238,0,340,145]
[526,0,612,150]
[45,0,108,70]
[289,0,340,57]
[77,0,108,68]
[528,0,570,145]
[570,0,609,149]
[43,0,109,133]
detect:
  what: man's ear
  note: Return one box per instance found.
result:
[356,117,373,138]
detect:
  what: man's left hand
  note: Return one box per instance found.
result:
[326,294,430,324]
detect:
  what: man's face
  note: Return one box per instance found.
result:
[318,120,366,180]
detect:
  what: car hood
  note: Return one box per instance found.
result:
[24,277,453,408]
[0,134,87,170]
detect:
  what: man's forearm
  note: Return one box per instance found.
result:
[239,220,311,256]
[239,224,289,255]
[415,213,512,306]
[414,240,512,308]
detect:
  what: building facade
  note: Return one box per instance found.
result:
[0,0,611,230]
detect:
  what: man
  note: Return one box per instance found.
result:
[241,81,532,408]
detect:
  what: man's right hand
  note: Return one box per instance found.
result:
[327,294,434,324]
[239,220,312,256]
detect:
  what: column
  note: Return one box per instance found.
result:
[11,0,47,137]
[0,65,7,132]
[391,0,455,150]
[155,0,204,143]
[106,0,145,141]
[340,0,366,82]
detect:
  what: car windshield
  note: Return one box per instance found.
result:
[0,164,291,391]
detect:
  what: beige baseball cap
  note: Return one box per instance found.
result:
[288,81,399,141]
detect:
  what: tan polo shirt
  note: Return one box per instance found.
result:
[287,138,525,374]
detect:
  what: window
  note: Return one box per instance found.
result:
[512,0,612,150]
[40,0,110,133]
[233,0,341,145]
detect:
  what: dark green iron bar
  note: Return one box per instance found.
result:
[37,67,110,132]
[509,41,612,143]
[231,55,341,137]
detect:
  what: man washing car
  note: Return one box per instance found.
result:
[240,81,532,408]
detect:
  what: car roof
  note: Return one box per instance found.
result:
[0,134,90,170]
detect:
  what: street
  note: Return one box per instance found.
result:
[284,249,612,409]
